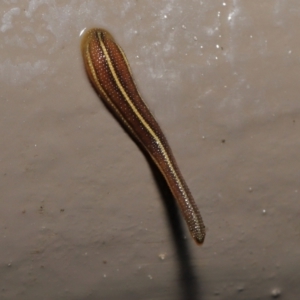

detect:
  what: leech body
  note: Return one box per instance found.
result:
[81,28,206,244]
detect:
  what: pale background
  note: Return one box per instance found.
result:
[1,1,299,299]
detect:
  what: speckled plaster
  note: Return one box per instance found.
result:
[0,1,300,299]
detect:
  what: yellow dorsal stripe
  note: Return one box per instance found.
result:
[98,33,192,209]
[85,43,138,139]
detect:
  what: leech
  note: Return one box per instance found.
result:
[81,28,206,244]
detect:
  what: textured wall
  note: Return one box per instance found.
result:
[1,1,299,299]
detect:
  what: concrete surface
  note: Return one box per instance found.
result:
[0,1,300,299]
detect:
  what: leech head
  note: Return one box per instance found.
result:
[193,225,206,245]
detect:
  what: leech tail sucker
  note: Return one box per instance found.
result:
[81,28,206,245]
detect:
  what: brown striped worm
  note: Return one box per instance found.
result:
[81,28,206,244]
